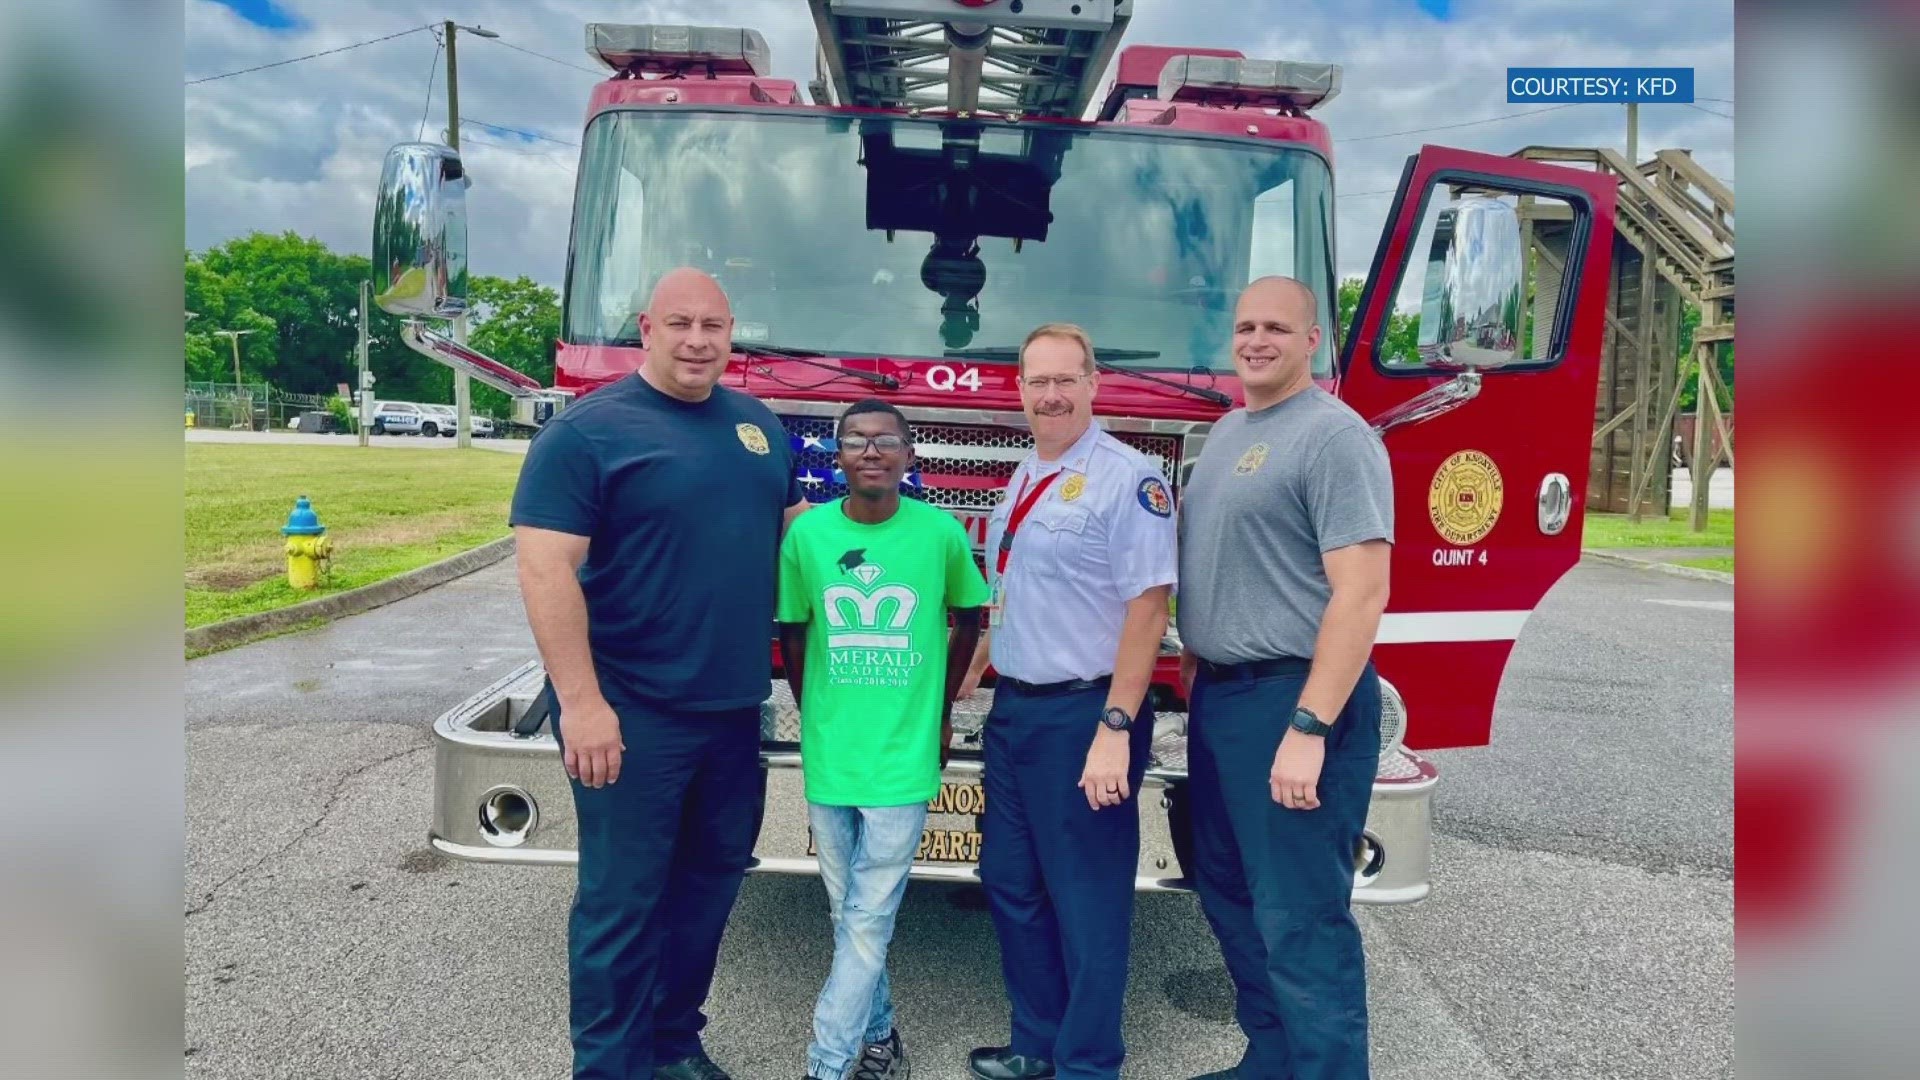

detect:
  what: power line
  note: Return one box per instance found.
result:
[1336,188,1399,200]
[1685,103,1734,120]
[1698,96,1734,104]
[1335,103,1579,143]
[481,36,604,77]
[460,135,577,173]
[463,117,579,148]
[186,24,431,85]
[417,33,444,142]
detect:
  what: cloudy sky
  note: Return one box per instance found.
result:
[185,0,1733,290]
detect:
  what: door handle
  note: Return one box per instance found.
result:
[1538,473,1573,534]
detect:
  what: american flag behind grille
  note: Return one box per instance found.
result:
[778,414,1180,511]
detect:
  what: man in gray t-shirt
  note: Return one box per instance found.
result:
[1177,388,1393,665]
[1176,277,1394,1080]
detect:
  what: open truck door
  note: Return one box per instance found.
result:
[1338,145,1619,751]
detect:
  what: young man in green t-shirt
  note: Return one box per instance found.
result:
[777,399,989,1080]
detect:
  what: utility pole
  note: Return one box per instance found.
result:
[213,328,254,430]
[1625,102,1639,169]
[443,20,496,448]
[445,20,471,448]
[357,280,372,448]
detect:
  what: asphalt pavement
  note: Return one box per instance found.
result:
[185,558,1732,1080]
[1668,467,1733,510]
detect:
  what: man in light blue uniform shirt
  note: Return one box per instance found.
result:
[960,323,1178,1080]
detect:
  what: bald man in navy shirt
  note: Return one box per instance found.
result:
[512,268,807,1080]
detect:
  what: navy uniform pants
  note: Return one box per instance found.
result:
[980,680,1155,1080]
[1187,659,1381,1080]
[554,701,766,1080]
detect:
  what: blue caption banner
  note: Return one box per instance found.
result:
[1507,67,1693,103]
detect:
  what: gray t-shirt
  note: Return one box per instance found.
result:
[1176,386,1394,663]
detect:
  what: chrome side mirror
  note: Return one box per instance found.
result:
[1416,196,1524,370]
[372,142,470,320]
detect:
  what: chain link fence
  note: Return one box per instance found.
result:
[185,383,346,431]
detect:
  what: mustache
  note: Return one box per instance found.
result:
[1035,403,1075,416]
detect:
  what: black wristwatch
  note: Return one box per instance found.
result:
[1288,706,1333,738]
[1101,706,1133,732]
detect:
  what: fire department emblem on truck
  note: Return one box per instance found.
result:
[736,423,770,455]
[1429,449,1504,545]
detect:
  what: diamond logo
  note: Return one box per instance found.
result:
[850,563,883,586]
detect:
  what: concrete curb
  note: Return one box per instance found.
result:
[1581,548,1734,585]
[186,536,517,656]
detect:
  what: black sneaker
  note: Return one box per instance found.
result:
[654,1051,731,1080]
[851,1028,908,1080]
[967,1045,1053,1080]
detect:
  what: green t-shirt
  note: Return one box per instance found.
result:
[776,497,991,807]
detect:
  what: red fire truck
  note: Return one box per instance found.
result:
[375,0,1618,905]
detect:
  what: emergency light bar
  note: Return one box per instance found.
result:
[1157,55,1342,112]
[826,0,1119,33]
[586,24,772,77]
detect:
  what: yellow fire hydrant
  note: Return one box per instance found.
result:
[281,495,333,590]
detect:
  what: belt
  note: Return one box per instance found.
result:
[995,673,1112,697]
[1196,655,1312,681]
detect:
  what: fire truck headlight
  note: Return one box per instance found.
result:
[1378,678,1407,759]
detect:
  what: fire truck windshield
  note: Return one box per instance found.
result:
[565,110,1335,375]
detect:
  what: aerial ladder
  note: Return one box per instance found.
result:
[805,0,1133,117]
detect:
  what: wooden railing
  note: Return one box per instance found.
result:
[1511,146,1733,307]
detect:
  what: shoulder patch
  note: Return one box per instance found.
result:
[1136,476,1173,518]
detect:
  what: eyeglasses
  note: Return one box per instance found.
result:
[839,434,909,453]
[1021,374,1088,392]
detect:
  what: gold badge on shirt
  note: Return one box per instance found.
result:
[735,423,770,455]
[1060,474,1087,502]
[1233,442,1271,476]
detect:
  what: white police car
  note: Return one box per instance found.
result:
[422,404,494,438]
[370,401,427,436]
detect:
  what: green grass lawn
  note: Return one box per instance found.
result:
[1583,507,1734,550]
[1675,555,1735,574]
[186,445,523,628]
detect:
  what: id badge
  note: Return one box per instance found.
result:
[988,577,1006,628]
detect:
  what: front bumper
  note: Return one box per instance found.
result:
[430,662,1436,904]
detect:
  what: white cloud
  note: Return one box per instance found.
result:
[186,0,1733,292]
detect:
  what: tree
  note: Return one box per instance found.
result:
[1337,277,1362,337]
[198,232,362,393]
[185,255,282,384]
[184,233,564,412]
[1676,304,1735,411]
[466,275,561,418]
[1336,276,1421,365]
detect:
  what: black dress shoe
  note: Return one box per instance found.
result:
[967,1045,1055,1080]
[654,1051,731,1080]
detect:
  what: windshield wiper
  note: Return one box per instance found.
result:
[735,342,900,390]
[944,346,1233,407]
[944,345,1163,363]
[1095,360,1233,407]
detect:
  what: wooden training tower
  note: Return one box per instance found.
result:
[1511,146,1734,527]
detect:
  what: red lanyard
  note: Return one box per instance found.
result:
[995,470,1062,575]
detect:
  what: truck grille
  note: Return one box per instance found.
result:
[777,414,1181,522]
